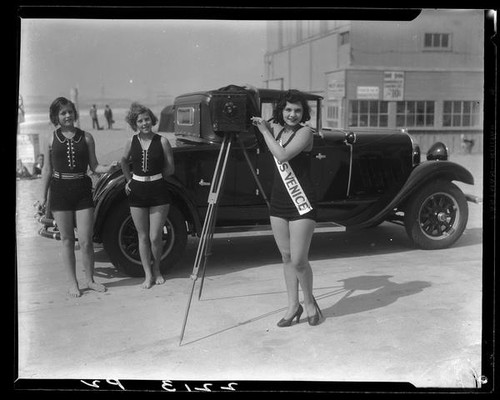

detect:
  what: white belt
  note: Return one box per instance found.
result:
[52,171,87,180]
[132,173,163,182]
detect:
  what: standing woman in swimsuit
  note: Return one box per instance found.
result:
[121,103,175,289]
[251,90,323,327]
[39,97,117,297]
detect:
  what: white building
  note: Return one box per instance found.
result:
[264,9,484,153]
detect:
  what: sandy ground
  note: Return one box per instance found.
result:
[14,125,489,392]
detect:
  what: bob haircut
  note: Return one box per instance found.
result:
[49,97,79,126]
[125,102,158,131]
[272,89,311,126]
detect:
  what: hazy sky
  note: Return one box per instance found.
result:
[19,19,268,102]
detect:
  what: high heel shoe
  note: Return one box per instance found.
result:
[277,304,303,327]
[308,296,324,326]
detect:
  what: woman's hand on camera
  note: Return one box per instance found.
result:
[251,117,271,133]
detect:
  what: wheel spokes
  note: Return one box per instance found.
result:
[419,193,458,238]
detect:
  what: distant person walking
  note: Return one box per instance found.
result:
[32,154,44,176]
[104,104,114,130]
[89,104,102,130]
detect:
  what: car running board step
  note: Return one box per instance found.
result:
[213,221,346,238]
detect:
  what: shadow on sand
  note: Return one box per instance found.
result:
[92,224,482,286]
[316,275,432,318]
[180,274,432,346]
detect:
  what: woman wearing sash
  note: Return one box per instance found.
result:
[121,103,175,289]
[39,97,117,297]
[251,90,323,327]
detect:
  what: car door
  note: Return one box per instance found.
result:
[218,130,269,224]
[310,130,352,221]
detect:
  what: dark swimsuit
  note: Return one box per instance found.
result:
[127,134,172,208]
[49,128,93,211]
[269,128,317,221]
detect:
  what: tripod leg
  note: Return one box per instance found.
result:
[197,134,233,299]
[179,133,233,344]
[197,228,215,300]
[178,275,197,346]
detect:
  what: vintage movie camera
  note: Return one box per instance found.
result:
[210,91,249,133]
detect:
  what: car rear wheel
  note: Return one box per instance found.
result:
[101,200,188,277]
[404,180,468,250]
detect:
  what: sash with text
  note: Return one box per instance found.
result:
[273,156,313,215]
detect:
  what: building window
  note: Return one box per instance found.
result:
[340,31,350,45]
[325,101,340,128]
[423,33,451,50]
[396,101,435,127]
[349,100,388,127]
[443,101,480,127]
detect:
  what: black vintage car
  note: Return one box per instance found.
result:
[36,86,480,277]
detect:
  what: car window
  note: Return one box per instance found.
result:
[177,107,195,126]
[261,102,275,122]
[307,100,318,131]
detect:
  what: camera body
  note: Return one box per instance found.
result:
[210,92,248,133]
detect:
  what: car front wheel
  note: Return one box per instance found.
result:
[404,180,468,250]
[101,200,188,277]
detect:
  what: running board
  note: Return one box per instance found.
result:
[213,221,346,238]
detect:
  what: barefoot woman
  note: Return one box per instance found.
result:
[39,97,116,297]
[121,103,175,288]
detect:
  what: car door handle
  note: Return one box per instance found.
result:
[315,153,327,160]
[198,179,211,187]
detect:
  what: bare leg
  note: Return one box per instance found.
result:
[130,206,153,288]
[149,204,170,285]
[52,210,80,297]
[76,207,105,293]
[289,218,316,317]
[271,216,300,319]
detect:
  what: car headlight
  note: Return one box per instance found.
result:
[427,142,448,161]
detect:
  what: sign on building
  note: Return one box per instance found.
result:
[327,79,345,100]
[383,71,405,101]
[356,86,379,100]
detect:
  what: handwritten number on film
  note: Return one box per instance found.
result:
[81,379,125,390]
[81,379,238,392]
[163,380,238,392]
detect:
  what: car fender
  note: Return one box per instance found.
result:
[93,175,201,240]
[351,160,474,229]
